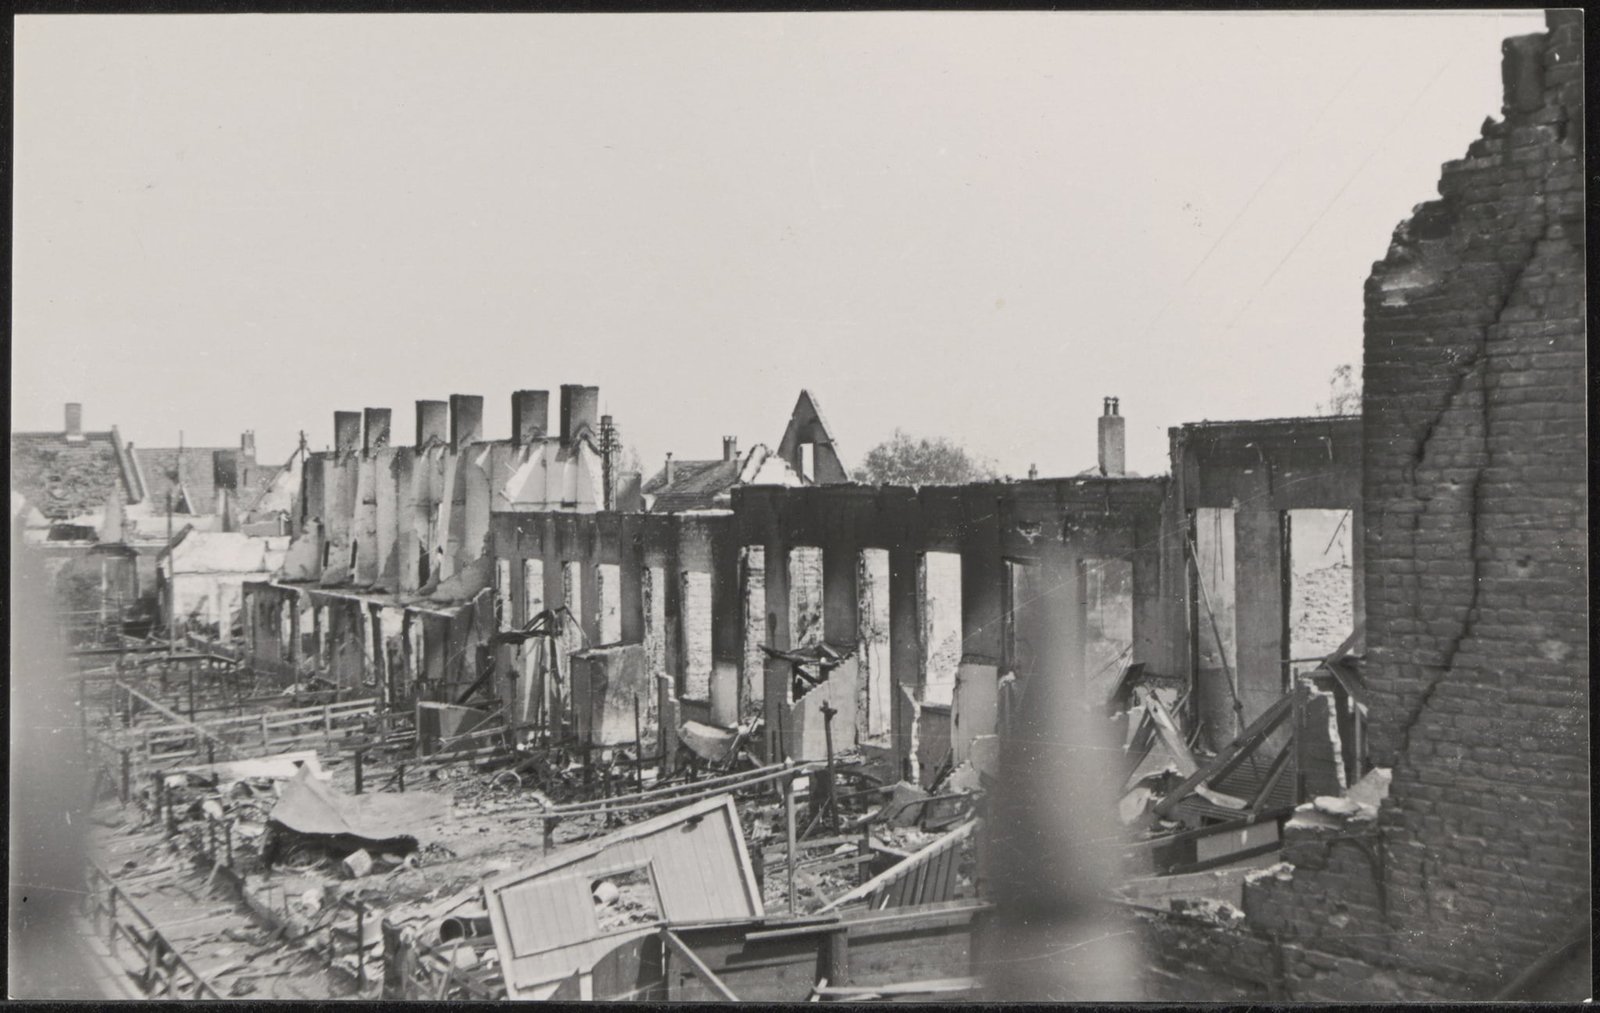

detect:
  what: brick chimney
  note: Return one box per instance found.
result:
[64,403,84,441]
[559,384,600,446]
[449,394,484,451]
[512,390,551,446]
[240,430,257,464]
[665,452,675,486]
[416,400,448,447]
[334,411,362,455]
[723,436,738,462]
[1098,397,1125,477]
[363,408,392,453]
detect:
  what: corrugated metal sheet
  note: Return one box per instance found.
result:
[485,794,763,998]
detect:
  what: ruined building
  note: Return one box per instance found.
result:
[228,13,1585,1000]
[1230,14,1589,1000]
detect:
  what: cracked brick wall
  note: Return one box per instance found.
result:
[1244,12,1587,1000]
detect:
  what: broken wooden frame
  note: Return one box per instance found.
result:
[818,819,975,914]
[1149,683,1307,822]
[611,898,991,1001]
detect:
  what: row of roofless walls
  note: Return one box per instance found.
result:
[1167,419,1363,753]
[732,484,1175,783]
[242,580,483,712]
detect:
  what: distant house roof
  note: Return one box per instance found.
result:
[136,448,219,514]
[642,458,742,512]
[135,447,286,517]
[641,390,845,513]
[10,428,142,520]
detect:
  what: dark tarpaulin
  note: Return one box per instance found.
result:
[268,764,451,853]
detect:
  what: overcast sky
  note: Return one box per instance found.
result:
[13,11,1545,478]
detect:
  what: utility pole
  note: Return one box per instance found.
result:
[597,414,619,512]
[166,490,176,654]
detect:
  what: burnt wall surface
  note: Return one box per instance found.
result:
[1247,13,1587,999]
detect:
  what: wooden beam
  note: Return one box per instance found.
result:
[814,976,978,997]
[1139,687,1198,776]
[818,820,976,914]
[661,928,739,1001]
[1151,686,1300,819]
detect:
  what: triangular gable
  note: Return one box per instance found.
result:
[776,389,849,484]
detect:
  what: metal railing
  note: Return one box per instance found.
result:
[82,862,223,1000]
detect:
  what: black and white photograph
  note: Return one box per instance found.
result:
[8,6,1589,1002]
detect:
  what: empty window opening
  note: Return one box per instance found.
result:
[597,563,622,645]
[561,562,585,661]
[644,566,666,680]
[296,596,314,660]
[496,559,514,631]
[682,571,714,701]
[742,546,767,720]
[279,603,294,660]
[318,604,333,669]
[1082,557,1134,701]
[1191,507,1239,745]
[407,614,424,683]
[1288,509,1355,677]
[1192,507,1238,676]
[1004,559,1045,678]
[859,548,892,738]
[417,543,430,587]
[800,443,816,482]
[590,865,663,935]
[920,552,963,706]
[523,558,545,622]
[349,540,358,573]
[359,606,376,686]
[788,546,825,649]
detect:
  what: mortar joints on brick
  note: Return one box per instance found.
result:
[1391,224,1548,767]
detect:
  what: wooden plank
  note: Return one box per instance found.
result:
[1165,839,1282,876]
[661,929,739,1001]
[816,976,978,997]
[1139,687,1199,776]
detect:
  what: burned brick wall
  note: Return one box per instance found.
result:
[1247,13,1587,999]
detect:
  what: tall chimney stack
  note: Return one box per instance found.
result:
[240,430,257,463]
[1097,397,1125,477]
[723,436,739,462]
[512,390,551,446]
[416,400,448,447]
[64,403,84,441]
[334,411,363,455]
[665,452,675,486]
[449,394,484,451]
[363,408,392,453]
[559,384,601,445]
